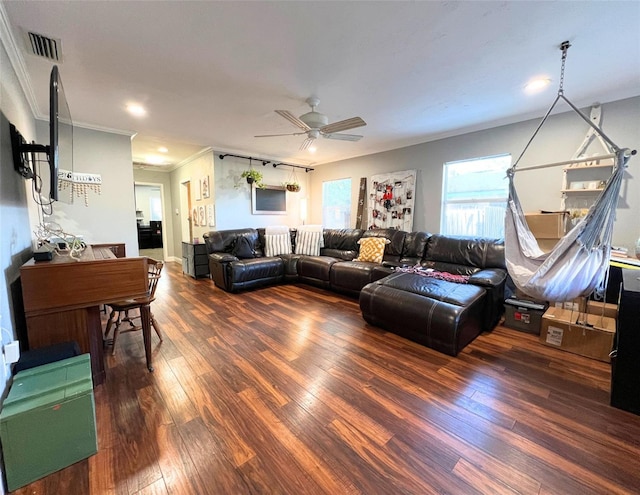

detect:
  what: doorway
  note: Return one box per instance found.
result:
[180,179,193,243]
[135,182,168,260]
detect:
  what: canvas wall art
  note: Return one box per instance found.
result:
[367,169,417,231]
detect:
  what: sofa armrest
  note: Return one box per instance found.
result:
[468,268,507,288]
[209,252,238,263]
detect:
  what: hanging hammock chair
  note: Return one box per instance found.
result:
[505,42,635,302]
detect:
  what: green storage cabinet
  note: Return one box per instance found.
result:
[0,354,98,491]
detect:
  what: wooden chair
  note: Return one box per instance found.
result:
[104,258,163,355]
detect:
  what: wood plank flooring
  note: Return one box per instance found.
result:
[12,262,640,494]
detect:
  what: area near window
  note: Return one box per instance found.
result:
[322,178,352,228]
[441,154,511,238]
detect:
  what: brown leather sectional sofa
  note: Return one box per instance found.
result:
[203,228,507,356]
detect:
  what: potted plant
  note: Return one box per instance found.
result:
[240,169,265,188]
[284,181,300,192]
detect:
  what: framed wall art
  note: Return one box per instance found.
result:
[202,175,210,199]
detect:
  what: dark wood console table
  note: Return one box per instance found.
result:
[20,246,149,385]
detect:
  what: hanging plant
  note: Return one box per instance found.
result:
[283,167,300,192]
[240,169,265,188]
[284,182,300,192]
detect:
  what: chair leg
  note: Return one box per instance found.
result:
[111,319,124,355]
[104,309,118,339]
[150,313,163,342]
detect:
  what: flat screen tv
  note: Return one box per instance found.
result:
[10,65,73,203]
[252,185,287,215]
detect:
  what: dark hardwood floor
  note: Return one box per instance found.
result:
[13,262,640,494]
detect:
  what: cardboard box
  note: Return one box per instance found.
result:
[504,298,547,334]
[586,300,618,319]
[552,298,618,318]
[525,212,569,238]
[525,212,568,253]
[540,307,616,362]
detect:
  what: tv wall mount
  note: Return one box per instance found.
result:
[9,123,49,180]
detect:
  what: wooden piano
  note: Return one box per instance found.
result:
[20,246,150,385]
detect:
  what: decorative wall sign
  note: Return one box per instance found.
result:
[58,169,102,206]
[198,205,206,227]
[367,169,417,231]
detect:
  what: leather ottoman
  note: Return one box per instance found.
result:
[359,272,486,356]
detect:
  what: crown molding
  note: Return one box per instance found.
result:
[0,3,40,119]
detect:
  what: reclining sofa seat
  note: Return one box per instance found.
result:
[204,228,295,292]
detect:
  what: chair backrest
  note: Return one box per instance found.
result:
[146,258,164,301]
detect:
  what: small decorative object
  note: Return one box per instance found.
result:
[195,180,202,201]
[635,235,640,260]
[192,207,199,226]
[198,206,206,226]
[240,169,265,188]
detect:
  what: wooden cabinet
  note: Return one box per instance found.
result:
[182,242,209,278]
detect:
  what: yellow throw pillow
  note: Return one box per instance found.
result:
[355,237,390,263]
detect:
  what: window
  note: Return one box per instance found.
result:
[322,178,351,228]
[441,154,511,238]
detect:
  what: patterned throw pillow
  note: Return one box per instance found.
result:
[354,237,390,263]
[265,233,292,257]
[295,230,322,256]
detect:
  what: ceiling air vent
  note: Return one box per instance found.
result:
[25,31,62,62]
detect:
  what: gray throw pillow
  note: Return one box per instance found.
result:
[232,236,255,259]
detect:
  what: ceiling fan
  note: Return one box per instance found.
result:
[255,97,366,150]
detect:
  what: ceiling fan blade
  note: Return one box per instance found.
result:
[275,110,311,131]
[299,137,315,151]
[255,132,306,138]
[320,117,366,134]
[323,133,363,142]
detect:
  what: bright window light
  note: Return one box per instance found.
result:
[441,154,511,238]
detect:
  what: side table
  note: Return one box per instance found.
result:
[182,242,209,278]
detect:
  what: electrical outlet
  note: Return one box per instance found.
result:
[4,341,20,365]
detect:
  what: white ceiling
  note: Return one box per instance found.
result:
[3,1,639,168]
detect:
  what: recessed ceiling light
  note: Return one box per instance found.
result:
[157,146,169,153]
[308,145,317,153]
[525,78,551,93]
[145,155,165,165]
[126,103,146,117]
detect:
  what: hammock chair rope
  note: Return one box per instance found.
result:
[505,41,636,302]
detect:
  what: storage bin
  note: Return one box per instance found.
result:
[0,354,98,491]
[504,298,547,334]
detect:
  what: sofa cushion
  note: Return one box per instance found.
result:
[232,235,256,259]
[295,230,322,256]
[265,233,292,257]
[362,228,406,261]
[355,237,390,263]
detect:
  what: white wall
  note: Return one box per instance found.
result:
[213,153,310,230]
[35,122,139,256]
[310,96,640,251]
